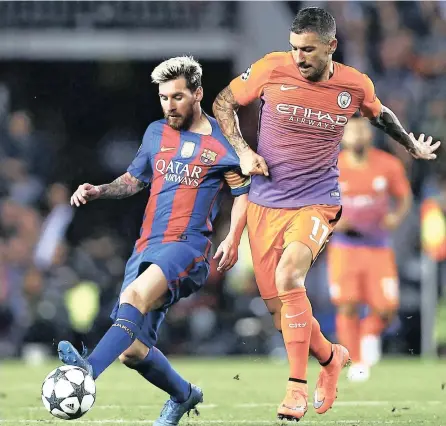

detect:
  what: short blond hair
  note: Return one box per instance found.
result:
[151,56,202,91]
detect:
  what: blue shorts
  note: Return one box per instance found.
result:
[110,242,210,348]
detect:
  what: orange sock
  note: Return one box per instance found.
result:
[336,313,360,363]
[279,288,313,381]
[310,317,333,366]
[361,314,386,337]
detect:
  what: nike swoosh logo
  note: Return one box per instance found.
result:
[160,146,176,152]
[285,310,307,319]
[313,390,325,409]
[280,84,299,91]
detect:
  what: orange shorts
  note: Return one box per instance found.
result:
[327,245,399,310]
[247,202,342,300]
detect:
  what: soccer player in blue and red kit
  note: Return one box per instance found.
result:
[58,56,250,425]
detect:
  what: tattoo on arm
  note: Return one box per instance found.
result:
[97,172,147,199]
[212,86,250,155]
[369,105,416,153]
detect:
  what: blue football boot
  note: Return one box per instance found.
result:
[57,340,94,377]
[154,384,203,426]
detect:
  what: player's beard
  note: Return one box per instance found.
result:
[299,59,329,82]
[165,106,194,131]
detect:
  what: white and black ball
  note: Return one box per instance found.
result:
[41,365,96,419]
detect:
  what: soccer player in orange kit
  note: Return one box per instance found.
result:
[328,117,412,382]
[212,6,441,423]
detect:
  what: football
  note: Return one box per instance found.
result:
[41,365,96,419]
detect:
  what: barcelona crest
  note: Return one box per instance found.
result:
[200,149,217,165]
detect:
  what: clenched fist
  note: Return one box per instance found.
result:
[239,148,269,177]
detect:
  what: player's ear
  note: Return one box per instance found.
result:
[194,86,204,102]
[328,38,337,55]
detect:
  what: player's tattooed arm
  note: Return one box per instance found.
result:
[97,172,147,199]
[213,86,269,176]
[212,86,249,155]
[370,105,440,160]
[70,172,147,206]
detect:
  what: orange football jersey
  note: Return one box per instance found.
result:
[230,52,382,208]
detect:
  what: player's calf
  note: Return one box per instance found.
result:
[275,242,313,422]
[118,339,150,368]
[59,266,168,381]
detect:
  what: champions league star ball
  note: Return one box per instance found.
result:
[41,366,96,419]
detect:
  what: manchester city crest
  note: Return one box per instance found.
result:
[337,91,352,109]
[200,149,217,165]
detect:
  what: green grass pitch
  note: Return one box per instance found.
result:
[2,357,446,425]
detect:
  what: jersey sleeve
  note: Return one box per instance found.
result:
[224,169,251,196]
[359,74,382,119]
[229,57,273,106]
[127,125,153,184]
[388,158,411,198]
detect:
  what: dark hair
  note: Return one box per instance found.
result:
[291,7,336,42]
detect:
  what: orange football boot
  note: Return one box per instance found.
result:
[313,344,351,414]
[277,382,308,422]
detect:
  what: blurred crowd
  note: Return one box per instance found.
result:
[1,1,445,361]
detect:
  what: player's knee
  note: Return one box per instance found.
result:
[275,265,306,293]
[275,243,311,293]
[338,303,359,317]
[120,287,146,314]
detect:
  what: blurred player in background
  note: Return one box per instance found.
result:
[328,117,411,382]
[213,6,440,422]
[57,56,250,426]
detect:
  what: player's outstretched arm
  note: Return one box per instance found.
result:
[213,193,248,272]
[213,86,269,176]
[70,172,147,207]
[370,105,441,160]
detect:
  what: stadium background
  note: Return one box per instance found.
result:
[0,0,445,366]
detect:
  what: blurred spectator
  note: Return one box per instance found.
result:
[34,183,75,271]
[1,110,55,183]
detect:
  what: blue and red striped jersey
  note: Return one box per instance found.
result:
[128,116,250,254]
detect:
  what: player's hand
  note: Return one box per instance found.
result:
[408,133,441,160]
[239,148,269,176]
[70,183,101,207]
[213,237,239,273]
[380,213,401,231]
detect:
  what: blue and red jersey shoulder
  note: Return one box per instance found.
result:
[128,117,250,254]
